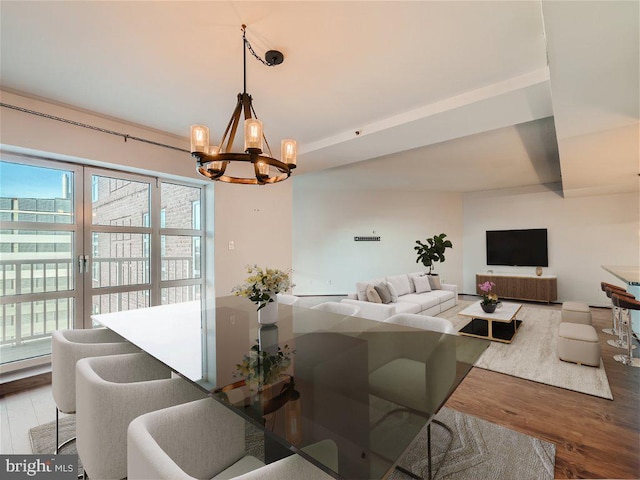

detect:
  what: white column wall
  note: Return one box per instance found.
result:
[214,181,293,296]
[462,183,640,306]
[292,181,463,295]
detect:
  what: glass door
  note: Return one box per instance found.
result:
[0,155,83,368]
[84,169,153,322]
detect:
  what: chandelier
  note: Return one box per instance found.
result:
[190,25,297,185]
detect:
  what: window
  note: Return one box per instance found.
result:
[1,158,206,371]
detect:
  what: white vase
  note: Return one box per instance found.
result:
[258,297,278,325]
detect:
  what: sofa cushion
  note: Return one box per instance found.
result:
[374,284,393,304]
[427,275,442,290]
[426,289,455,302]
[413,275,432,294]
[387,275,413,296]
[398,294,440,310]
[394,302,422,314]
[356,278,385,301]
[366,285,382,303]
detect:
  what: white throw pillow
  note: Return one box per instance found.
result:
[387,275,412,296]
[386,282,399,302]
[413,275,432,293]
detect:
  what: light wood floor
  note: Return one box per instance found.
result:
[1,297,638,479]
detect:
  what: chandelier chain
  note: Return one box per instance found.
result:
[242,27,276,67]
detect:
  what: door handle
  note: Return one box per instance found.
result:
[78,255,89,273]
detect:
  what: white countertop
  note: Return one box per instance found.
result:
[602,265,640,285]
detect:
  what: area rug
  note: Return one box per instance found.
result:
[30,409,555,480]
[438,301,613,399]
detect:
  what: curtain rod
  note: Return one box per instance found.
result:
[0,102,190,154]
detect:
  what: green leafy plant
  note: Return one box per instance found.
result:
[414,233,453,274]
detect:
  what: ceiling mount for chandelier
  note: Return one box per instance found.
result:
[190,25,296,185]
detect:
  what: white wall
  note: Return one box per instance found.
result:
[292,179,463,295]
[214,181,292,296]
[463,183,639,306]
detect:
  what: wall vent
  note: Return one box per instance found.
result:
[354,236,381,242]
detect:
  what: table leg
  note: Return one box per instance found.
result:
[487,319,493,340]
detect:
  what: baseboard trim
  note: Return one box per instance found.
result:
[0,371,51,397]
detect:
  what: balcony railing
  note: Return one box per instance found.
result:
[0,256,197,346]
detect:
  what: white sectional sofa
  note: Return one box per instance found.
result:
[341,272,458,321]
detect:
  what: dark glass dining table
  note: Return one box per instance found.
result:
[92,296,489,479]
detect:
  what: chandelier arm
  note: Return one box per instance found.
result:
[219,97,243,153]
[241,93,253,121]
[224,96,245,154]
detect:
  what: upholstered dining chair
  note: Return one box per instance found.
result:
[51,328,139,454]
[310,301,361,317]
[277,293,300,306]
[76,352,206,480]
[128,397,337,480]
[370,313,457,480]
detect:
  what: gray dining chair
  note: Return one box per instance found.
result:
[370,313,457,480]
[127,397,337,479]
[51,328,139,453]
[76,352,206,480]
[311,301,360,317]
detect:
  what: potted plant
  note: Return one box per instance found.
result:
[414,233,453,275]
[478,280,499,313]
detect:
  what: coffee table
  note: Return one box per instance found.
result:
[458,301,523,343]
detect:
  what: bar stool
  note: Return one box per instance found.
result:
[611,294,640,367]
[601,282,632,335]
[605,288,637,349]
[51,328,139,454]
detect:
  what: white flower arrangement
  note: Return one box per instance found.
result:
[231,264,294,310]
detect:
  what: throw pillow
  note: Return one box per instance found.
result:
[386,282,399,302]
[427,275,442,290]
[387,274,412,296]
[375,284,393,304]
[413,275,432,293]
[366,285,382,303]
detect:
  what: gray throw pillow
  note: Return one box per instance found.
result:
[427,275,442,290]
[375,284,393,304]
[366,284,382,303]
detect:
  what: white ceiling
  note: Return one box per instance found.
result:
[1,1,637,195]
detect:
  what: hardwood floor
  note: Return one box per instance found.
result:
[447,299,640,479]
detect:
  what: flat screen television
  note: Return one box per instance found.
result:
[486,229,548,267]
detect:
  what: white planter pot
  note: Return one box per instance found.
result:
[258,298,278,325]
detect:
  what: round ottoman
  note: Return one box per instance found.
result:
[557,322,600,367]
[561,301,592,325]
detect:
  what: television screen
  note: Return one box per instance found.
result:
[486,229,548,267]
